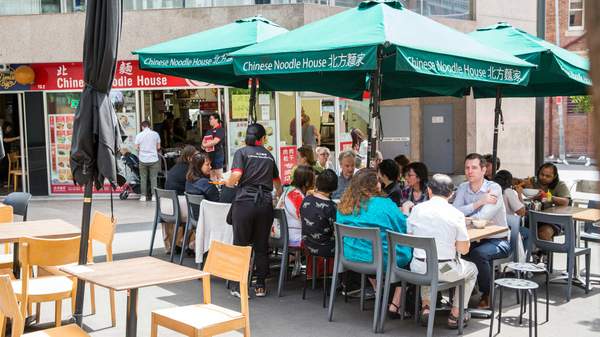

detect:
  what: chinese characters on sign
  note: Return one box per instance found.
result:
[279,146,298,185]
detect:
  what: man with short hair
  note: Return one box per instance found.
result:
[453,153,509,309]
[332,150,356,199]
[408,174,478,328]
[135,121,161,202]
[202,113,225,180]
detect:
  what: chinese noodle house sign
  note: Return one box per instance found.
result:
[28,60,212,91]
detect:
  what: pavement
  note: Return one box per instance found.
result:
[14,198,600,337]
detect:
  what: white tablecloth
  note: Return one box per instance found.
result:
[194,200,233,263]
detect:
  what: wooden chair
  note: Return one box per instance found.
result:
[7,152,23,192]
[0,205,14,270]
[151,241,252,337]
[39,211,117,327]
[14,236,80,327]
[0,275,89,337]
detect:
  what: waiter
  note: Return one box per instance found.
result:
[202,113,225,180]
[226,123,282,297]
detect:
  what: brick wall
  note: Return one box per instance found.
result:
[544,0,592,157]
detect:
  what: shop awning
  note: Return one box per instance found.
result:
[231,0,535,100]
[469,22,591,98]
[132,16,288,88]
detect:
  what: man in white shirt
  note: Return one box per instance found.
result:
[452,153,509,309]
[408,174,478,328]
[134,120,161,201]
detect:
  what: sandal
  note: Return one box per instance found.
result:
[255,286,267,297]
[387,303,412,320]
[419,305,430,327]
[447,311,470,329]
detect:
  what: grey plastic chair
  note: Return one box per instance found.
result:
[149,188,181,262]
[379,231,465,336]
[490,216,521,304]
[269,208,292,297]
[3,192,32,221]
[180,193,205,265]
[529,211,591,301]
[328,223,384,333]
[582,200,600,248]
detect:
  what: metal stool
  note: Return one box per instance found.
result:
[504,262,549,323]
[302,253,331,308]
[490,278,538,337]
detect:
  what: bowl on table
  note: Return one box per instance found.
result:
[522,188,540,199]
[471,219,488,229]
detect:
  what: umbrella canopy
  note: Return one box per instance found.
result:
[132,16,288,88]
[231,0,535,100]
[469,22,591,98]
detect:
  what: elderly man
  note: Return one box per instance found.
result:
[408,174,478,328]
[332,150,356,199]
[453,153,509,309]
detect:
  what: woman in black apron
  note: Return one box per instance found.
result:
[225,123,282,297]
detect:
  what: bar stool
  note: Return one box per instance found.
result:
[490,278,538,337]
[504,262,549,323]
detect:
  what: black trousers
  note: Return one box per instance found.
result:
[232,199,273,286]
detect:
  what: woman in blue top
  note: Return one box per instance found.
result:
[336,168,412,319]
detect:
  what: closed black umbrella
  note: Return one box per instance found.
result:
[69,0,122,326]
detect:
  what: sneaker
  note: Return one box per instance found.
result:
[255,286,267,297]
[149,195,155,202]
[230,289,242,298]
[139,196,146,202]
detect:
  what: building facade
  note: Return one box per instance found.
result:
[544,0,592,159]
[0,0,539,196]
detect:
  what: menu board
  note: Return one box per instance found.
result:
[231,94,250,120]
[279,146,297,185]
[227,120,277,167]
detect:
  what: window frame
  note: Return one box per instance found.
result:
[568,0,585,31]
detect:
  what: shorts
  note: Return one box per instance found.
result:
[209,153,224,169]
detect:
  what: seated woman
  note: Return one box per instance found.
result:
[400,162,429,214]
[282,165,316,248]
[494,170,529,257]
[378,159,402,206]
[185,152,220,203]
[315,146,334,172]
[301,168,338,257]
[166,145,198,196]
[296,145,321,174]
[519,162,571,241]
[336,169,412,318]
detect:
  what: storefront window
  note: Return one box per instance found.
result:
[65,0,86,12]
[111,90,139,154]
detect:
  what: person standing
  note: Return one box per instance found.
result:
[301,113,320,149]
[202,113,225,180]
[135,120,161,202]
[452,153,509,309]
[226,123,282,297]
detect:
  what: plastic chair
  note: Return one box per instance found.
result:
[179,193,205,265]
[0,275,89,337]
[15,236,80,327]
[327,223,384,333]
[378,232,465,336]
[269,208,292,297]
[529,211,591,301]
[582,200,600,248]
[149,188,181,262]
[150,241,252,337]
[3,192,32,221]
[490,216,521,304]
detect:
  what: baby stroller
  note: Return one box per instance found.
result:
[117,152,141,200]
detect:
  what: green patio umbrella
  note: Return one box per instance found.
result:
[231,0,535,164]
[133,16,288,121]
[469,22,591,174]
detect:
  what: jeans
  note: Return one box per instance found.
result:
[464,238,510,296]
[139,160,161,197]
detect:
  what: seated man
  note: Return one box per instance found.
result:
[408,174,478,328]
[332,150,357,199]
[453,153,509,309]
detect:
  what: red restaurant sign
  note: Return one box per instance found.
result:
[27,60,215,91]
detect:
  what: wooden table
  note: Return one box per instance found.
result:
[0,219,80,277]
[61,256,208,337]
[467,225,508,242]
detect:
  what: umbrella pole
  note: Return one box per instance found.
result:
[74,181,93,327]
[368,46,384,168]
[492,86,503,177]
[249,77,257,123]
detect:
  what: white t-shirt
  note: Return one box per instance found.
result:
[134,128,160,163]
[407,196,469,260]
[503,188,525,215]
